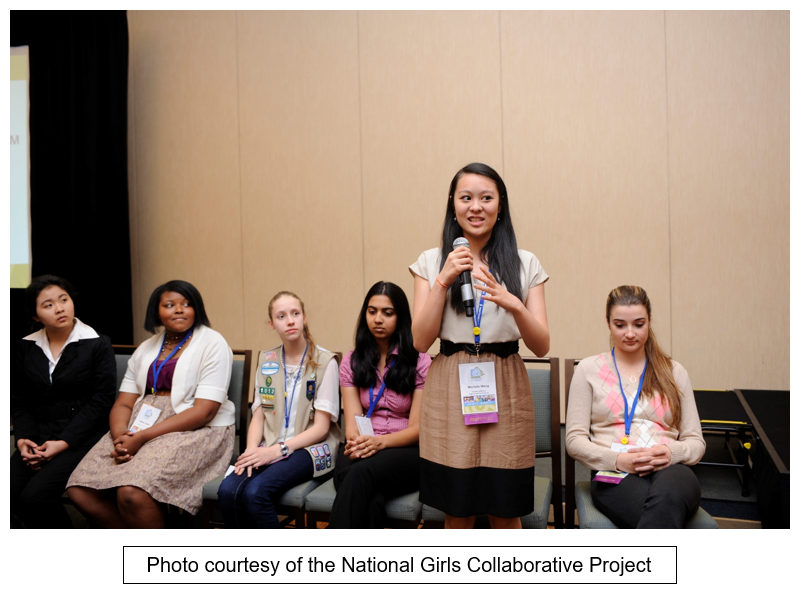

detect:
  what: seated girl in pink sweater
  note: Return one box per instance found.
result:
[566,285,705,528]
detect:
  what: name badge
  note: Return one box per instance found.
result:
[593,470,629,484]
[593,443,634,484]
[458,361,499,425]
[129,404,162,433]
[354,415,375,436]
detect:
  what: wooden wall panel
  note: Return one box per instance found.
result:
[359,11,504,325]
[125,10,789,393]
[127,11,245,347]
[501,10,671,387]
[236,11,363,355]
[666,11,790,390]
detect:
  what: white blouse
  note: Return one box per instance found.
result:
[409,248,549,344]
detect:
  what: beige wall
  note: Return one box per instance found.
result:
[127,10,790,411]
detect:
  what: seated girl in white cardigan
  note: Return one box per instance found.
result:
[67,280,235,528]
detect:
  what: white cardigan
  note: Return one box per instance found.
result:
[120,325,236,427]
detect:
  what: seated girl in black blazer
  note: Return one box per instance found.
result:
[11,275,117,528]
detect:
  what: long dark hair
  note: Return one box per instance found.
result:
[144,280,211,333]
[439,162,524,314]
[606,285,683,431]
[351,281,420,396]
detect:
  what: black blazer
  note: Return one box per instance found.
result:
[11,334,117,449]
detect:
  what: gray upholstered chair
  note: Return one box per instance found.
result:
[564,358,717,529]
[199,350,264,527]
[421,357,562,529]
[573,481,718,529]
[112,345,138,390]
[305,477,423,529]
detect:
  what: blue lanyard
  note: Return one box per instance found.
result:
[283,343,308,430]
[611,347,648,441]
[366,358,397,418]
[151,329,193,394]
[472,270,490,345]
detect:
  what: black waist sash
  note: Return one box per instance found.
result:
[439,339,519,358]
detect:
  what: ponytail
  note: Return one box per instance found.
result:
[642,328,682,431]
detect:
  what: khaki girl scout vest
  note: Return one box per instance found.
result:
[255,346,340,477]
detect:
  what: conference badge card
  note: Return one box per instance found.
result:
[458,362,498,425]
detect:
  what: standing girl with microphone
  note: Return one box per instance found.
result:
[217,291,340,529]
[410,163,550,529]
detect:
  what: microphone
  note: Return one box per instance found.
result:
[452,237,474,317]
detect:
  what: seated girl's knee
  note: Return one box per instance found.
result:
[117,485,148,509]
[243,478,274,504]
[217,475,240,501]
[19,484,54,505]
[66,486,84,504]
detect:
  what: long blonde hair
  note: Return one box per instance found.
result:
[606,285,683,431]
[268,291,319,373]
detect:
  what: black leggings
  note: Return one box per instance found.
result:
[590,463,701,529]
[328,444,420,529]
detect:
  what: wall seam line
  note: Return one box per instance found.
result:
[234,11,247,349]
[663,10,674,356]
[498,10,506,174]
[357,11,366,298]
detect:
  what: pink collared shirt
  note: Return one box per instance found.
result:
[339,349,431,436]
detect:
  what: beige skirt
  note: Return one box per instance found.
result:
[67,394,234,515]
[420,351,535,470]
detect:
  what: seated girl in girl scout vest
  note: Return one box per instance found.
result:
[217,291,340,528]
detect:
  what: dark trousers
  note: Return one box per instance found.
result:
[217,449,313,529]
[328,444,420,529]
[10,447,90,529]
[591,463,702,529]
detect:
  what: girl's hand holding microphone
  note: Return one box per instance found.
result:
[437,246,473,287]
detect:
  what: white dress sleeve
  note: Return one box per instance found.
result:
[313,358,340,422]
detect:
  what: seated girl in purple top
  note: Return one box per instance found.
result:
[328,281,431,528]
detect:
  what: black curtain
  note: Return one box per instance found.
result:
[10,11,133,347]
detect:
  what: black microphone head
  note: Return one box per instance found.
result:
[453,237,470,250]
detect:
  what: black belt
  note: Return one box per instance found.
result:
[440,339,519,358]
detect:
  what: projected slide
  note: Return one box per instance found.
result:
[11,46,30,288]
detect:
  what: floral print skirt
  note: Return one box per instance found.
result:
[67,394,233,515]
